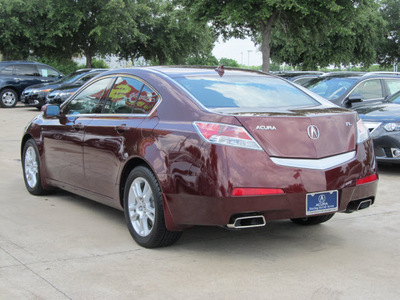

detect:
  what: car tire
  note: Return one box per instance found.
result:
[0,88,18,108]
[22,139,47,195]
[290,213,335,225]
[123,166,182,248]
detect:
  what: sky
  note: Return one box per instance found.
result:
[212,37,263,67]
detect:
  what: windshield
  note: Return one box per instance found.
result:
[174,75,319,109]
[303,77,358,100]
[58,71,88,84]
[388,92,400,104]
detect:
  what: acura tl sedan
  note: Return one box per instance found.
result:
[21,66,379,248]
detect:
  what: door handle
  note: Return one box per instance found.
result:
[72,124,84,130]
[115,124,128,133]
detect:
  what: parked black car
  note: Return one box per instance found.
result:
[46,85,79,105]
[355,90,400,164]
[303,72,400,108]
[21,68,106,109]
[0,61,63,108]
[275,71,325,85]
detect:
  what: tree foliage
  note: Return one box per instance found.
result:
[377,0,400,67]
[180,0,385,72]
[117,0,216,65]
[0,0,216,67]
[270,0,385,70]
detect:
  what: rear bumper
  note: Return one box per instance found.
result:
[161,140,378,230]
[164,179,378,228]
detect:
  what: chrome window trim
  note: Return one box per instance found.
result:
[270,151,356,170]
[61,73,162,117]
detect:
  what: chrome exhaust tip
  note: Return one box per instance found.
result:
[357,199,372,210]
[227,215,266,229]
[345,198,373,213]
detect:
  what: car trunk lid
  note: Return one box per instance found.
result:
[234,108,357,159]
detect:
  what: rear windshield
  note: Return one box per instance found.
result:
[174,75,319,109]
[304,77,358,100]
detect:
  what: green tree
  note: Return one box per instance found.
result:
[57,0,148,67]
[377,0,400,68]
[219,58,240,67]
[117,0,216,65]
[0,0,46,60]
[186,54,219,66]
[270,0,385,70]
[180,0,384,72]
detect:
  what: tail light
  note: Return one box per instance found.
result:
[356,173,378,185]
[232,188,285,196]
[357,118,369,144]
[193,121,262,150]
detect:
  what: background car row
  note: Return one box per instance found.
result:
[2,60,400,164]
[21,68,107,109]
[0,61,63,108]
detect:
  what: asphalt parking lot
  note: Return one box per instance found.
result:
[1,105,399,300]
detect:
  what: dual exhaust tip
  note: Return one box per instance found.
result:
[228,199,373,228]
[345,199,373,213]
[227,214,266,229]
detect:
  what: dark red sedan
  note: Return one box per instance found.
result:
[21,66,378,248]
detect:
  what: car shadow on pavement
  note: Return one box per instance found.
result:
[378,163,399,175]
[39,189,347,255]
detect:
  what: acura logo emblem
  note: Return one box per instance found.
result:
[307,125,320,140]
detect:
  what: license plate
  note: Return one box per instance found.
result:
[306,190,338,216]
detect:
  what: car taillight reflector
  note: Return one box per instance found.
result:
[357,118,369,144]
[232,188,285,196]
[356,173,378,185]
[193,121,262,150]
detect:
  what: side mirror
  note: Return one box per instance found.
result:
[42,104,60,118]
[344,94,363,108]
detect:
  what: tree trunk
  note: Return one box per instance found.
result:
[261,11,279,72]
[86,55,92,68]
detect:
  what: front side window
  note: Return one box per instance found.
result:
[175,75,318,109]
[350,79,383,100]
[389,93,400,104]
[103,77,143,114]
[15,65,39,76]
[385,79,400,95]
[64,77,114,114]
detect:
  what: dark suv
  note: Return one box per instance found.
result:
[303,72,400,108]
[0,61,63,108]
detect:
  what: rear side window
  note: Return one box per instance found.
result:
[37,65,60,78]
[103,77,143,114]
[133,85,159,114]
[385,79,400,95]
[175,75,318,109]
[15,64,39,76]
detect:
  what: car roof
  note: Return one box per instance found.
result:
[318,71,400,79]
[0,61,45,65]
[101,65,272,79]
